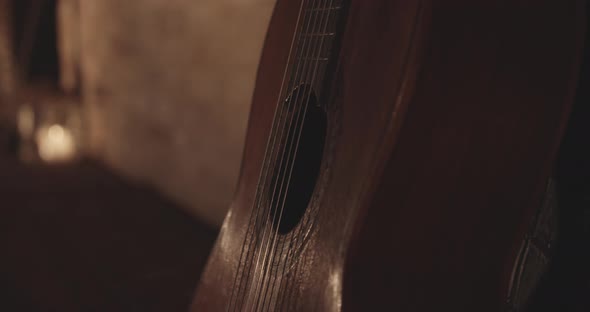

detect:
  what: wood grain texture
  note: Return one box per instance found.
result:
[192,0,585,310]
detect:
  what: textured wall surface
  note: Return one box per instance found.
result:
[0,0,16,121]
[78,0,276,226]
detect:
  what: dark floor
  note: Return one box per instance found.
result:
[0,156,217,312]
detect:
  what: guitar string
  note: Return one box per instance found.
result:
[226,1,309,310]
[256,1,337,309]
[280,243,305,311]
[242,0,324,309]
[234,0,320,309]
[227,21,300,309]
[259,1,341,309]
[234,7,311,310]
[257,0,337,310]
[269,2,341,310]
[282,2,346,308]
[233,0,341,309]
[252,0,329,308]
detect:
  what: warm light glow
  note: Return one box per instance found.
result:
[36,124,77,163]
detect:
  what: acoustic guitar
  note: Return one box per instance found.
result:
[192,0,584,311]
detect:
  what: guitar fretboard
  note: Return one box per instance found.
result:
[287,0,346,98]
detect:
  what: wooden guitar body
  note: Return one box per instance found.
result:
[192,0,584,311]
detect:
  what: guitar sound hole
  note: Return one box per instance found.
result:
[270,86,326,235]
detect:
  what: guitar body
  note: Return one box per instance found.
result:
[193,0,584,311]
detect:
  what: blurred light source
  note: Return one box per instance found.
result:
[36,124,77,163]
[17,90,84,164]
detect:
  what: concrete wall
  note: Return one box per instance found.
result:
[76,0,276,226]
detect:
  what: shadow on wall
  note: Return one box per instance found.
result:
[70,0,276,226]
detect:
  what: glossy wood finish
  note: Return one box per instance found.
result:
[192,0,584,310]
